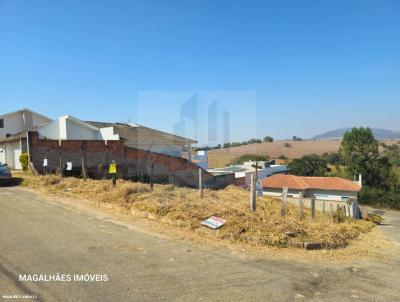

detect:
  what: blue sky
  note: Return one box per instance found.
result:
[1,0,399,142]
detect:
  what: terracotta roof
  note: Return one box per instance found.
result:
[262,174,361,192]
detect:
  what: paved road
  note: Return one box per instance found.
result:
[1,187,400,302]
[370,208,400,243]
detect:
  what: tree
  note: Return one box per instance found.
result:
[382,143,400,167]
[247,138,262,144]
[292,136,302,141]
[339,127,379,186]
[321,152,343,165]
[263,136,274,143]
[288,154,328,177]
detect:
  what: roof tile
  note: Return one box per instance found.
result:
[262,174,361,192]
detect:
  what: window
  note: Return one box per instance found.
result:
[0,119,3,128]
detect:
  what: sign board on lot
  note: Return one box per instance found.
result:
[109,163,117,174]
[201,216,226,229]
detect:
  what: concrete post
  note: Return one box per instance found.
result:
[281,187,288,217]
[81,157,87,181]
[311,198,316,221]
[199,168,204,199]
[150,163,154,190]
[250,174,256,211]
[298,191,303,220]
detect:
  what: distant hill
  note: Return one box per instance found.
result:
[313,128,400,140]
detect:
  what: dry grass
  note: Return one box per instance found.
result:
[208,140,342,167]
[208,139,399,167]
[21,174,374,249]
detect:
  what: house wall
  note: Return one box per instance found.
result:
[65,119,100,140]
[32,113,51,127]
[99,127,120,140]
[0,110,51,139]
[4,140,21,169]
[263,187,303,198]
[263,187,358,202]
[0,143,6,164]
[38,119,60,139]
[0,112,23,138]
[38,118,120,141]
[28,132,234,189]
[305,189,358,202]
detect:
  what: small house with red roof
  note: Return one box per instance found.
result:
[262,174,362,202]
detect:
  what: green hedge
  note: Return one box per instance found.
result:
[359,186,400,209]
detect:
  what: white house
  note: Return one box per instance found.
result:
[0,110,196,169]
[0,108,51,139]
[38,115,120,141]
[0,109,52,169]
[0,113,120,169]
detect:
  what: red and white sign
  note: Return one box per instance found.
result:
[201,216,226,229]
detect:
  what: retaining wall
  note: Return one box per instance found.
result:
[28,132,234,189]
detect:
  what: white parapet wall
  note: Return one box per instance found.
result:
[38,116,120,141]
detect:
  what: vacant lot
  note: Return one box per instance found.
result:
[20,174,374,249]
[1,186,399,301]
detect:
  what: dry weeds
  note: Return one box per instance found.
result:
[21,174,374,249]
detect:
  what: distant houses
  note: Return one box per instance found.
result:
[208,160,289,187]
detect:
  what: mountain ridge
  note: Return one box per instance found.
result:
[313,128,400,140]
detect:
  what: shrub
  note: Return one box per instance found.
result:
[359,186,400,209]
[229,154,269,166]
[366,214,383,225]
[19,153,29,171]
[263,136,274,143]
[284,142,291,148]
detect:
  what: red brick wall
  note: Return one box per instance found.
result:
[28,132,234,188]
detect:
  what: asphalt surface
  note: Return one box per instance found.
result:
[371,208,400,243]
[1,186,400,302]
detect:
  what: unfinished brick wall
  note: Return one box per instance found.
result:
[28,132,234,189]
